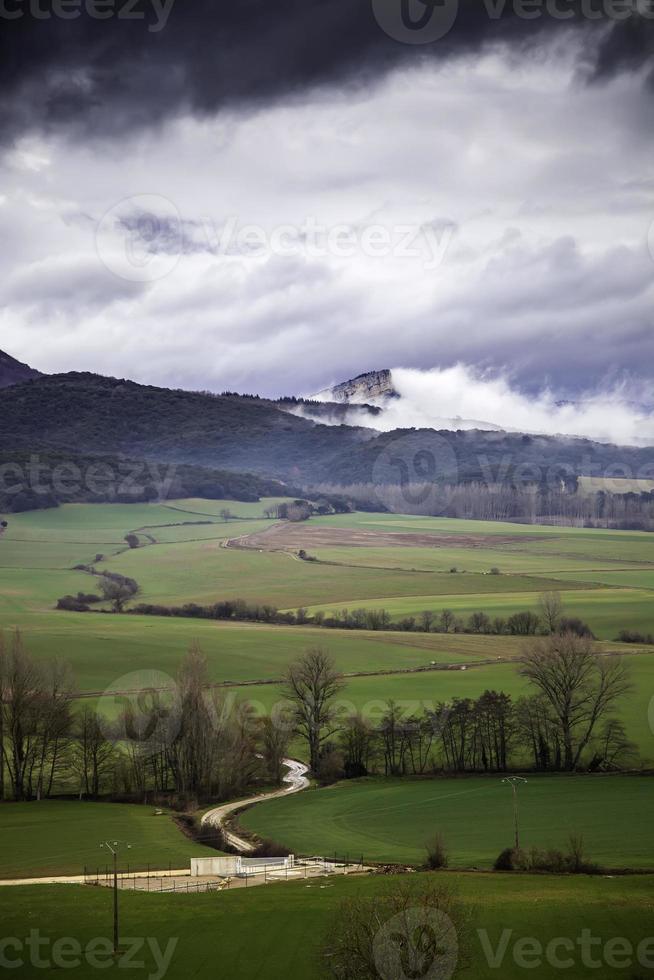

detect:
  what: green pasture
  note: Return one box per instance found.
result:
[0,613,529,692]
[240,774,654,869]
[3,874,654,979]
[0,801,219,879]
[305,588,654,640]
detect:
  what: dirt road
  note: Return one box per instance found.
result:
[201,758,310,852]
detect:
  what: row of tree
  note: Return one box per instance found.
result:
[283,637,634,779]
[314,480,654,530]
[0,635,288,803]
[85,590,606,645]
[0,630,634,802]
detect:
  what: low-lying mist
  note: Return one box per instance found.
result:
[319,366,654,447]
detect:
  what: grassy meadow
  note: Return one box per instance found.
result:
[0,801,219,879]
[240,774,654,868]
[1,499,653,754]
[2,874,654,979]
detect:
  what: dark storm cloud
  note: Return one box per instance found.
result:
[1,0,652,139]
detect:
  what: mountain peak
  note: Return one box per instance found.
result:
[312,369,398,403]
[0,350,41,389]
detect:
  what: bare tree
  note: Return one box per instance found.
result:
[0,633,74,800]
[589,719,638,771]
[538,592,564,634]
[282,648,344,773]
[260,715,291,785]
[71,708,115,798]
[519,633,632,770]
[322,879,470,979]
[0,633,5,801]
[34,658,74,800]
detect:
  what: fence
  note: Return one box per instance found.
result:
[84,854,367,892]
[83,862,180,885]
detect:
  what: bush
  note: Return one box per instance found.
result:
[507,611,540,635]
[494,847,525,871]
[174,813,226,853]
[56,595,91,612]
[251,837,291,858]
[494,837,601,875]
[424,833,448,870]
[322,879,471,979]
[559,617,595,639]
[616,629,654,645]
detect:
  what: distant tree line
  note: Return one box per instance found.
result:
[0,634,289,804]
[58,586,652,651]
[314,480,654,531]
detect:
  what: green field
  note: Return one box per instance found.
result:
[2,874,653,979]
[305,588,654,640]
[0,801,219,879]
[1,500,653,757]
[240,775,654,869]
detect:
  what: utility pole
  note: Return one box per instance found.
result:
[501,777,527,850]
[100,840,131,955]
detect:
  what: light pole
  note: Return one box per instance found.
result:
[100,840,131,955]
[501,777,527,851]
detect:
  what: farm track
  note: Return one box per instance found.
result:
[201,759,310,852]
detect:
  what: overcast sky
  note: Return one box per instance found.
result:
[1,1,653,433]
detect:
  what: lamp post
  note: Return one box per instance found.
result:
[100,840,131,955]
[501,777,527,851]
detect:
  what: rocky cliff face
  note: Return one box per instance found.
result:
[0,350,41,389]
[313,369,397,403]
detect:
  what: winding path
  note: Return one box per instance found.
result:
[201,758,310,853]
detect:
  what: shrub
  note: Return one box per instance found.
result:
[494,847,525,871]
[251,838,291,858]
[616,629,654,645]
[507,611,540,635]
[424,833,449,870]
[322,879,471,979]
[493,837,601,875]
[56,595,90,612]
[559,617,595,639]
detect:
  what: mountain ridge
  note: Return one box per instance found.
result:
[0,349,42,389]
